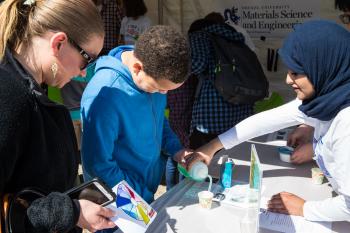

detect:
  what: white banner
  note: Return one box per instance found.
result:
[212,0,320,38]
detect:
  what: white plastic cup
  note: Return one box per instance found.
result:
[311,167,324,185]
[198,190,214,209]
[278,146,294,163]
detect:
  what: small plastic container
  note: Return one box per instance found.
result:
[221,159,233,188]
[311,167,325,185]
[198,190,214,209]
[177,162,208,182]
[277,146,294,163]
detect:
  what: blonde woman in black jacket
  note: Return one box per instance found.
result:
[0,0,116,232]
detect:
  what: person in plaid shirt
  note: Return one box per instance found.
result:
[166,14,254,189]
[95,0,124,55]
[188,18,254,149]
[168,15,254,150]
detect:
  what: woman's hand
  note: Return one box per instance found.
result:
[268,192,305,216]
[287,124,314,147]
[185,138,223,171]
[291,142,314,164]
[77,199,116,232]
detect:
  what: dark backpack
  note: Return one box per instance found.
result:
[211,35,269,104]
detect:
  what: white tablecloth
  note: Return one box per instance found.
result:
[146,139,350,233]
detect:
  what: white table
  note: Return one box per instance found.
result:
[146,139,350,233]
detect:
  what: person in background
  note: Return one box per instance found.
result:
[0,0,116,232]
[166,14,255,189]
[166,73,197,190]
[167,12,256,150]
[99,0,124,55]
[285,0,350,165]
[166,13,255,189]
[207,11,255,51]
[185,20,350,222]
[81,26,191,224]
[118,0,151,45]
[187,15,254,150]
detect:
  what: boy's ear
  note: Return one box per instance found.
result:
[132,62,143,75]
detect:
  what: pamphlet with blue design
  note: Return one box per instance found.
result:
[107,181,157,233]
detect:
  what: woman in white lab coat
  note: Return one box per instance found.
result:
[183,20,350,222]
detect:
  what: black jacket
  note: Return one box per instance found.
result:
[0,50,81,232]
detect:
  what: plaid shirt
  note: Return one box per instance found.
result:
[167,76,198,147]
[190,24,254,134]
[100,0,124,54]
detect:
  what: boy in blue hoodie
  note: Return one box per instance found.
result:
[81,25,191,204]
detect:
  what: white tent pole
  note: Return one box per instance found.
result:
[158,0,163,24]
[180,0,184,32]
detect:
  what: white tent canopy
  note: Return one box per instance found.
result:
[144,0,342,102]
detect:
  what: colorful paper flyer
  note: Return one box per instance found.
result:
[107,181,157,233]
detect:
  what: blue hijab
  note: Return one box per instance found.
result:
[279,20,350,121]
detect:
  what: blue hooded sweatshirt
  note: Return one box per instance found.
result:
[81,46,182,203]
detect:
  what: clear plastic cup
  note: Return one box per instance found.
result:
[311,167,324,185]
[198,190,214,209]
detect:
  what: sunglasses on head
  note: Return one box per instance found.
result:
[339,14,350,24]
[68,37,96,70]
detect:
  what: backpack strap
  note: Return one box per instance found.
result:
[194,33,234,100]
[194,75,204,99]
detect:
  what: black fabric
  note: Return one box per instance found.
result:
[0,50,80,232]
[211,35,269,104]
[27,192,80,233]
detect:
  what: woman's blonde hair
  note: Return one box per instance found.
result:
[0,0,104,61]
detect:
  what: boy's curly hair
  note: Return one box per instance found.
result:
[134,25,190,84]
